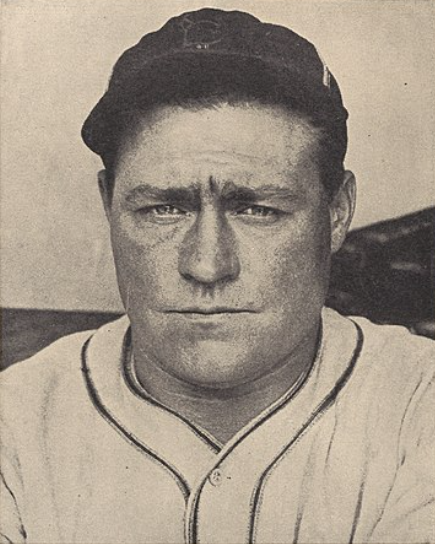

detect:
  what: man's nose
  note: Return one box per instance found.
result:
[178,209,240,285]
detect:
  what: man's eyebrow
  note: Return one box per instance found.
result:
[125,184,200,205]
[124,182,298,206]
[220,182,298,202]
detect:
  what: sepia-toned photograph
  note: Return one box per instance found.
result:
[1,1,434,542]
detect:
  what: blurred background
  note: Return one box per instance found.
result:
[1,0,434,368]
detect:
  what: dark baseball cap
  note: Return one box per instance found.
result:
[82,8,348,157]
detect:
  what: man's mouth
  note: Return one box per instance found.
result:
[168,308,254,315]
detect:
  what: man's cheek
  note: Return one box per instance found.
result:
[116,239,179,296]
[263,246,325,299]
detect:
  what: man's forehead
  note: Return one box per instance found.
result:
[116,149,319,198]
[117,103,320,171]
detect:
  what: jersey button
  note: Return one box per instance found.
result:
[209,469,223,487]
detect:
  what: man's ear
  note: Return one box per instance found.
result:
[329,170,356,254]
[98,169,112,220]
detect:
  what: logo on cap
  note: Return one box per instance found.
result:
[180,16,223,49]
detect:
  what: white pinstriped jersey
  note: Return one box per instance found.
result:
[1,308,434,543]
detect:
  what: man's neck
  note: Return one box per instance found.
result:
[131,327,320,445]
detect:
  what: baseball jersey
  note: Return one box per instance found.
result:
[0,308,434,543]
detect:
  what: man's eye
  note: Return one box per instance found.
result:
[238,205,278,218]
[135,204,191,223]
[152,205,186,216]
[139,205,186,216]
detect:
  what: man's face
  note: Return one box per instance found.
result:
[101,104,352,389]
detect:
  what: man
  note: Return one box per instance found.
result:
[0,8,433,544]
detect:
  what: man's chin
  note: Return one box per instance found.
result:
[145,338,253,387]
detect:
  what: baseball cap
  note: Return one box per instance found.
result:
[82,8,348,157]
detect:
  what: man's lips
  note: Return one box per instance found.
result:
[167,308,255,315]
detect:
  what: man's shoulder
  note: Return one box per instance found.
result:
[326,307,433,355]
[0,315,128,410]
[327,310,434,427]
[325,308,434,388]
[0,315,130,464]
[1,329,91,386]
[350,312,435,366]
[324,310,434,447]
